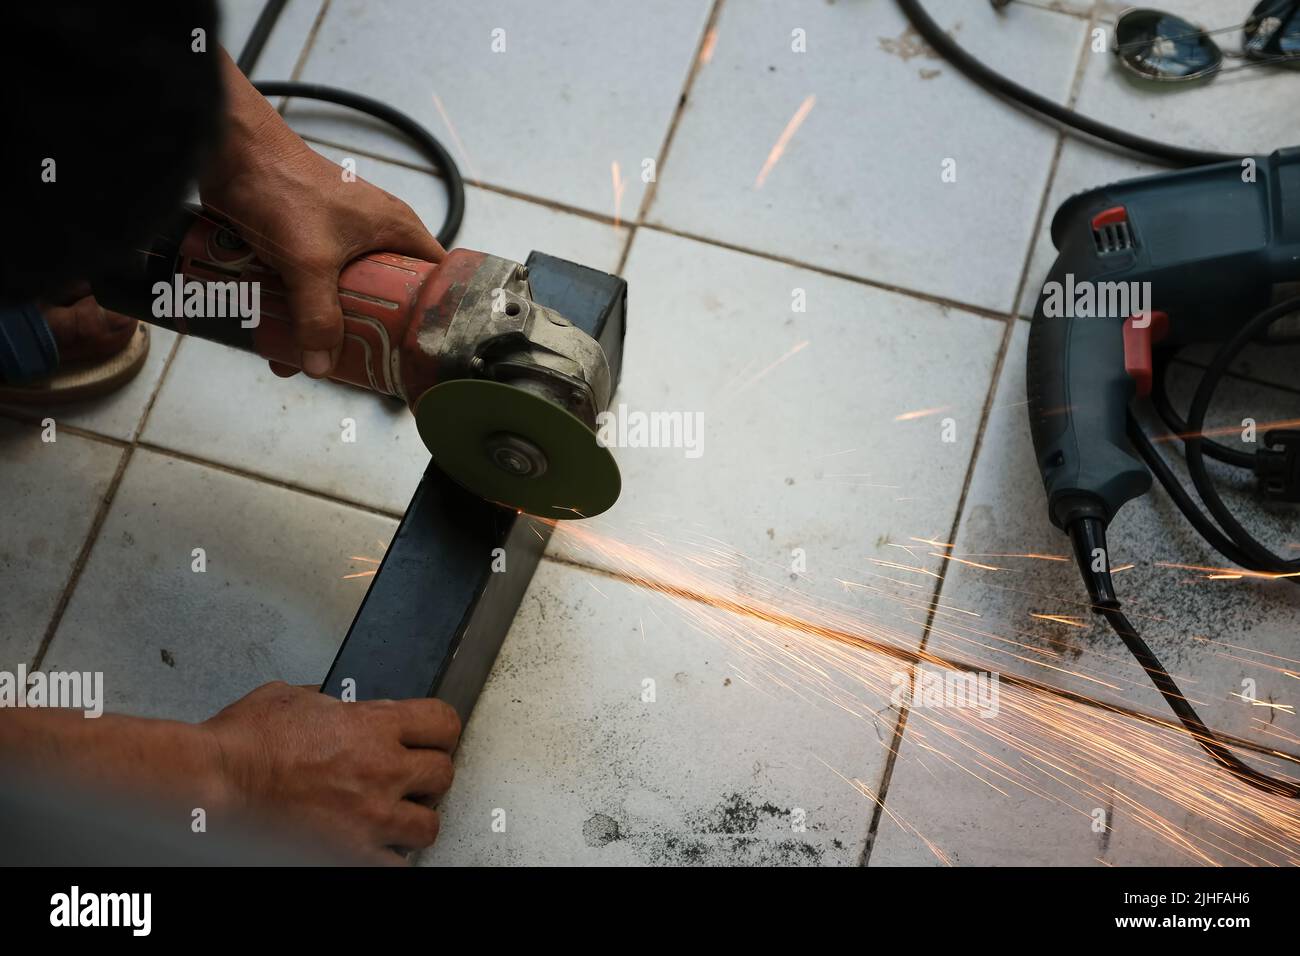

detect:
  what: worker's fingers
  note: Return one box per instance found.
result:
[268,360,301,378]
[279,266,345,378]
[383,801,442,852]
[395,698,461,750]
[402,748,455,799]
[357,844,411,867]
[370,198,445,263]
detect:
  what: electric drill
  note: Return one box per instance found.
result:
[1028,146,1300,604]
[97,205,621,520]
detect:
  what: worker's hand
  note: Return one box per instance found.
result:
[202,681,460,865]
[199,51,443,379]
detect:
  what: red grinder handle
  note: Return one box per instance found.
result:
[160,210,485,408]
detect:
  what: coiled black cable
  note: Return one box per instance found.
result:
[896,0,1236,167]
[1152,359,1256,469]
[236,0,464,247]
[252,82,465,248]
[1183,297,1300,574]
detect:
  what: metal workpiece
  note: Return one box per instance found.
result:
[321,251,627,716]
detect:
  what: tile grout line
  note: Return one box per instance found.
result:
[268,0,333,113]
[30,331,183,670]
[615,0,726,278]
[306,120,1020,324]
[854,320,1018,866]
[299,133,636,235]
[132,440,407,520]
[540,550,1300,764]
[288,0,332,82]
[641,222,1011,321]
[856,5,1103,866]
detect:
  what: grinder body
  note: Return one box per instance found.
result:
[96,205,620,519]
[1028,146,1300,532]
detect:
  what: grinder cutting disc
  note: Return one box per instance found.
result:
[414,379,621,520]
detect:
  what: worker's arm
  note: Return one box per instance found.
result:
[0,682,459,865]
[198,49,444,378]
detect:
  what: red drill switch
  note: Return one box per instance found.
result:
[1122,310,1170,397]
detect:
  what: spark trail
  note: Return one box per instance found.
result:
[548,518,1300,865]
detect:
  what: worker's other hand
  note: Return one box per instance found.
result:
[199,51,444,379]
[202,681,460,865]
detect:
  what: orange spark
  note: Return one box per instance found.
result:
[1230,693,1296,715]
[754,95,815,189]
[610,161,628,227]
[894,405,952,422]
[725,340,810,399]
[931,552,1003,572]
[1031,613,1088,628]
[698,27,718,64]
[431,92,482,186]
[1156,561,1300,581]
[546,519,1300,866]
[868,558,941,579]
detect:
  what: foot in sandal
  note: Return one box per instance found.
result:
[43,293,137,363]
[0,293,150,404]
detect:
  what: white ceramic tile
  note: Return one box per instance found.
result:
[913,322,1300,746]
[647,0,1087,312]
[145,337,426,514]
[0,326,178,442]
[870,718,1127,866]
[219,0,324,79]
[1077,1,1300,155]
[548,228,1006,648]
[42,449,396,723]
[870,690,1298,866]
[284,0,712,217]
[142,145,626,514]
[0,419,123,664]
[426,560,887,866]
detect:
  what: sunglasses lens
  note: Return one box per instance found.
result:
[1115,10,1223,79]
[1245,0,1300,57]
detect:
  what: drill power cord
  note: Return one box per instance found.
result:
[898,0,1300,797]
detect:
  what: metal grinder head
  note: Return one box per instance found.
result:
[412,255,621,520]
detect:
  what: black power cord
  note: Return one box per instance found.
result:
[897,0,1300,797]
[234,0,465,248]
[1101,604,1300,798]
[896,0,1235,167]
[252,81,465,248]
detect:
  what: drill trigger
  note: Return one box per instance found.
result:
[1121,310,1169,398]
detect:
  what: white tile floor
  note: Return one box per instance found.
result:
[4,0,1298,866]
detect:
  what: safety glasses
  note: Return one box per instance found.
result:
[1114,1,1300,82]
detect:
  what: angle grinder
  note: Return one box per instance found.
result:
[98,205,620,520]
